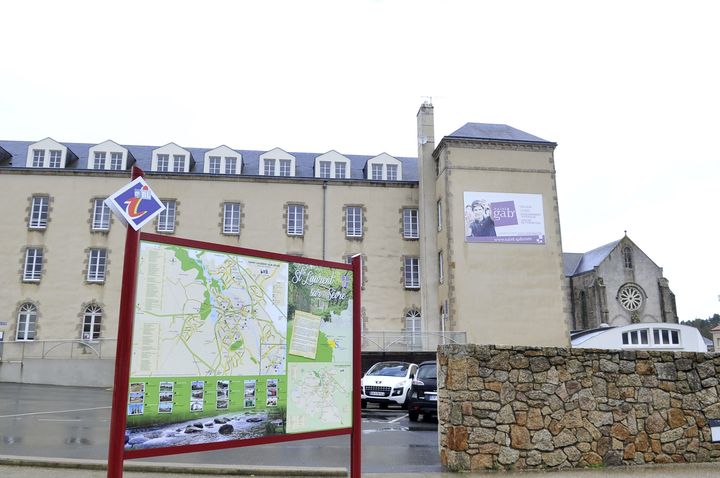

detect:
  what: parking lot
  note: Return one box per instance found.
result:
[0,383,441,474]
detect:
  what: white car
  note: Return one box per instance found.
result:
[361,361,418,408]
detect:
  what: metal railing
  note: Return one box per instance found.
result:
[0,338,117,362]
[362,331,466,352]
[0,332,464,363]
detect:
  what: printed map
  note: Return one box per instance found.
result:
[132,242,288,377]
[286,363,352,433]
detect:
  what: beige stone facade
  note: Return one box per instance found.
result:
[0,104,581,373]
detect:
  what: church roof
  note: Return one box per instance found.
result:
[447,123,554,144]
[563,239,622,277]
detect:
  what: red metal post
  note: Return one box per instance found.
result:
[107,166,144,478]
[350,255,362,478]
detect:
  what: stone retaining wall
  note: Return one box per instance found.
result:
[438,344,720,471]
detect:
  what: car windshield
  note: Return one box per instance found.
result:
[417,364,436,380]
[366,362,409,377]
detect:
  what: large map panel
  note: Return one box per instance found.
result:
[125,239,354,452]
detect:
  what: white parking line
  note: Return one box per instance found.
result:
[388,414,408,423]
[37,418,82,422]
[0,406,110,419]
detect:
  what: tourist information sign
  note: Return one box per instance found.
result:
[107,170,361,478]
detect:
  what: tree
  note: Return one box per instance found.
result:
[681,313,720,339]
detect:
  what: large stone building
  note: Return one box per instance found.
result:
[0,103,675,385]
[564,235,678,330]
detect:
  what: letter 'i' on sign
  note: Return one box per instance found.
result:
[105,177,165,231]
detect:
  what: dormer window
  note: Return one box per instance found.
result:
[93,152,106,169]
[110,152,123,170]
[335,162,346,178]
[313,151,350,179]
[264,158,275,175]
[319,161,331,178]
[172,155,185,172]
[278,159,291,176]
[49,150,62,168]
[225,157,237,174]
[204,146,242,175]
[259,148,295,177]
[208,156,221,174]
[88,141,131,170]
[366,153,402,181]
[32,150,45,167]
[152,143,193,173]
[26,138,76,169]
[157,154,170,172]
[387,164,398,181]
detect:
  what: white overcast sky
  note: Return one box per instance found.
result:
[2,1,718,321]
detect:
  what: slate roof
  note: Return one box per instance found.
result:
[0,140,419,182]
[563,239,622,277]
[447,123,554,144]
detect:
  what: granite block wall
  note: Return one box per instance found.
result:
[438,344,720,471]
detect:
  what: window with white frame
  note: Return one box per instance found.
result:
[404,257,420,289]
[287,204,304,236]
[16,303,37,341]
[653,328,680,346]
[278,159,291,176]
[157,199,176,233]
[208,156,221,174]
[110,152,123,170]
[319,161,331,178]
[93,152,106,169]
[32,150,45,167]
[225,157,237,174]
[335,162,346,179]
[371,163,383,180]
[438,251,444,284]
[346,206,363,238]
[437,199,443,232]
[49,150,62,168]
[87,249,107,282]
[622,329,649,346]
[157,154,170,172]
[29,196,49,229]
[405,309,422,348]
[82,305,103,341]
[172,155,185,172]
[264,158,275,176]
[402,208,419,239]
[23,247,43,282]
[223,202,241,234]
[386,164,398,181]
[92,199,111,231]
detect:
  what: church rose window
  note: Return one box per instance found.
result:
[618,284,644,311]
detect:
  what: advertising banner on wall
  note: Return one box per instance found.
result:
[123,236,354,454]
[464,192,546,244]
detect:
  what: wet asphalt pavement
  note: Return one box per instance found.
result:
[0,382,441,473]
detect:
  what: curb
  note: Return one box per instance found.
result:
[0,455,348,476]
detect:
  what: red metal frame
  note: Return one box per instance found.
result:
[107,166,144,478]
[107,227,361,477]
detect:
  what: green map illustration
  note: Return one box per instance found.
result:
[126,240,354,444]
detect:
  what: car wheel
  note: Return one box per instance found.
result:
[361,399,367,409]
[401,392,412,410]
[408,410,419,422]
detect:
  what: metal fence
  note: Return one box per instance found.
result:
[0,338,117,362]
[362,331,466,352]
